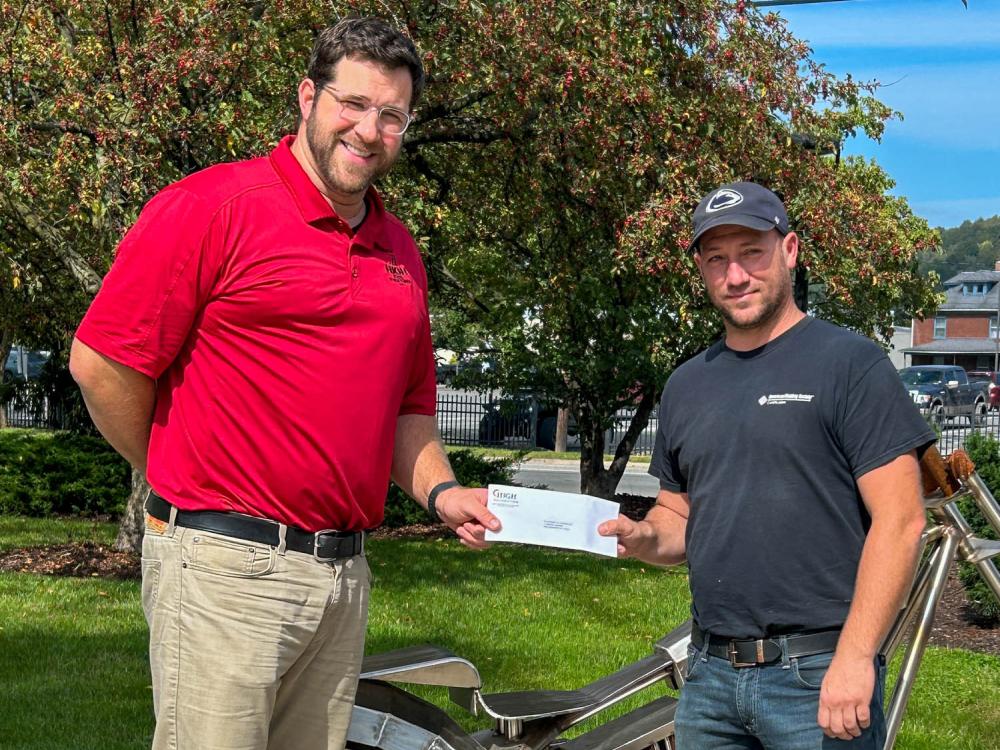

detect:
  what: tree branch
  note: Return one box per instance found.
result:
[103,1,124,90]
[415,88,495,124]
[25,121,98,143]
[405,126,514,147]
[607,388,657,477]
[407,148,451,204]
[2,193,102,295]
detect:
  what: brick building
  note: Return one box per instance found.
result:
[904,265,1000,371]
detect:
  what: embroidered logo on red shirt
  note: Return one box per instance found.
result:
[386,255,412,285]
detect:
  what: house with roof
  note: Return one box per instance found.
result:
[903,264,1000,371]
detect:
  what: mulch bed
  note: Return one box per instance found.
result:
[2,493,997,657]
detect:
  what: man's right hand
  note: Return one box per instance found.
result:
[598,489,690,566]
[599,515,652,559]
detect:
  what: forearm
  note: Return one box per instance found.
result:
[629,492,689,566]
[391,414,455,507]
[69,338,156,473]
[836,515,924,660]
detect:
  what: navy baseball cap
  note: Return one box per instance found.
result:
[688,181,789,252]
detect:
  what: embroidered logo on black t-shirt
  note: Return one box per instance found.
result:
[386,255,412,285]
[758,393,815,406]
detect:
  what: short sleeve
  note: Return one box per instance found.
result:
[75,187,222,378]
[838,356,936,479]
[649,381,686,492]
[397,294,436,417]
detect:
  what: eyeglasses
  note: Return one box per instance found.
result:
[319,85,412,136]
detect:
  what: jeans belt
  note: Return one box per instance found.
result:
[145,492,364,562]
[691,622,841,668]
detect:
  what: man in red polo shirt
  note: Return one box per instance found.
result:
[69,17,499,750]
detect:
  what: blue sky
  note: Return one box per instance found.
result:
[770,0,1000,229]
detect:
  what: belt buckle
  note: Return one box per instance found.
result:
[312,529,340,563]
[728,639,764,668]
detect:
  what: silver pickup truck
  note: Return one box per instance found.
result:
[898,365,990,427]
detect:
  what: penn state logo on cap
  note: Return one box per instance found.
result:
[706,188,744,213]
[688,181,790,252]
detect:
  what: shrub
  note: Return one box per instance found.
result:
[381,449,518,527]
[954,433,1000,624]
[0,430,130,518]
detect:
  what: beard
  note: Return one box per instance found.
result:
[305,112,399,196]
[711,272,793,331]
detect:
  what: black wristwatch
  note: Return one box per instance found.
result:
[427,480,461,522]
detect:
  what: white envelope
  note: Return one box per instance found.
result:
[485,484,620,557]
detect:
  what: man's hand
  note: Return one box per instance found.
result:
[596,489,689,566]
[598,514,652,559]
[434,486,500,550]
[817,653,875,740]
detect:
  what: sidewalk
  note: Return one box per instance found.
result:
[512,455,658,495]
[515,455,653,473]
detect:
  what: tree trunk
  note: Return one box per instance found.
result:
[578,390,657,499]
[794,265,809,314]
[555,407,569,452]
[114,469,150,554]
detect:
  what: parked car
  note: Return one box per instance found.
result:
[435,362,457,385]
[967,370,1000,410]
[898,365,990,427]
[3,348,49,383]
[478,395,577,450]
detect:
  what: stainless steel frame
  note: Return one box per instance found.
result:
[347,447,1000,750]
[880,448,1000,749]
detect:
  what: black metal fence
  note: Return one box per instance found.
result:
[4,385,662,454]
[928,411,1000,456]
[14,383,974,458]
[435,390,660,455]
[1,381,71,430]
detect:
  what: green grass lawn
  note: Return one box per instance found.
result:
[1,516,998,749]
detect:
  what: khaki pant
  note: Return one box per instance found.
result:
[141,513,370,750]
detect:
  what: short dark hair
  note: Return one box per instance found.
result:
[308,17,425,108]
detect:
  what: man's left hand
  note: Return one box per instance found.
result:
[817,653,875,740]
[434,487,500,550]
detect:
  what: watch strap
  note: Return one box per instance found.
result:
[427,480,462,522]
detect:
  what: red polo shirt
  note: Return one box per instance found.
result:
[76,136,436,531]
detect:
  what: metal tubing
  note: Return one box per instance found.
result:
[960,473,1000,599]
[882,528,947,661]
[932,502,1000,601]
[882,550,937,662]
[559,669,675,729]
[884,529,960,750]
[964,473,1000,535]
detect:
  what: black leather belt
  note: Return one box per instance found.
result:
[691,622,841,668]
[146,493,364,562]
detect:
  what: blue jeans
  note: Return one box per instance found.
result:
[675,640,887,750]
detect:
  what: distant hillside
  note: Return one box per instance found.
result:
[919,215,1000,286]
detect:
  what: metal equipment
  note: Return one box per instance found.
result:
[347,446,1000,750]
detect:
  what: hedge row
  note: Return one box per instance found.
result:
[0,429,515,529]
[0,430,131,517]
[955,433,1000,625]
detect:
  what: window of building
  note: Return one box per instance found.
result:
[933,317,947,338]
[991,318,999,340]
[962,283,990,296]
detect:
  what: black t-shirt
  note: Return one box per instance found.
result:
[649,317,934,638]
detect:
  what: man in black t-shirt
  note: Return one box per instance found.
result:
[600,182,933,749]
